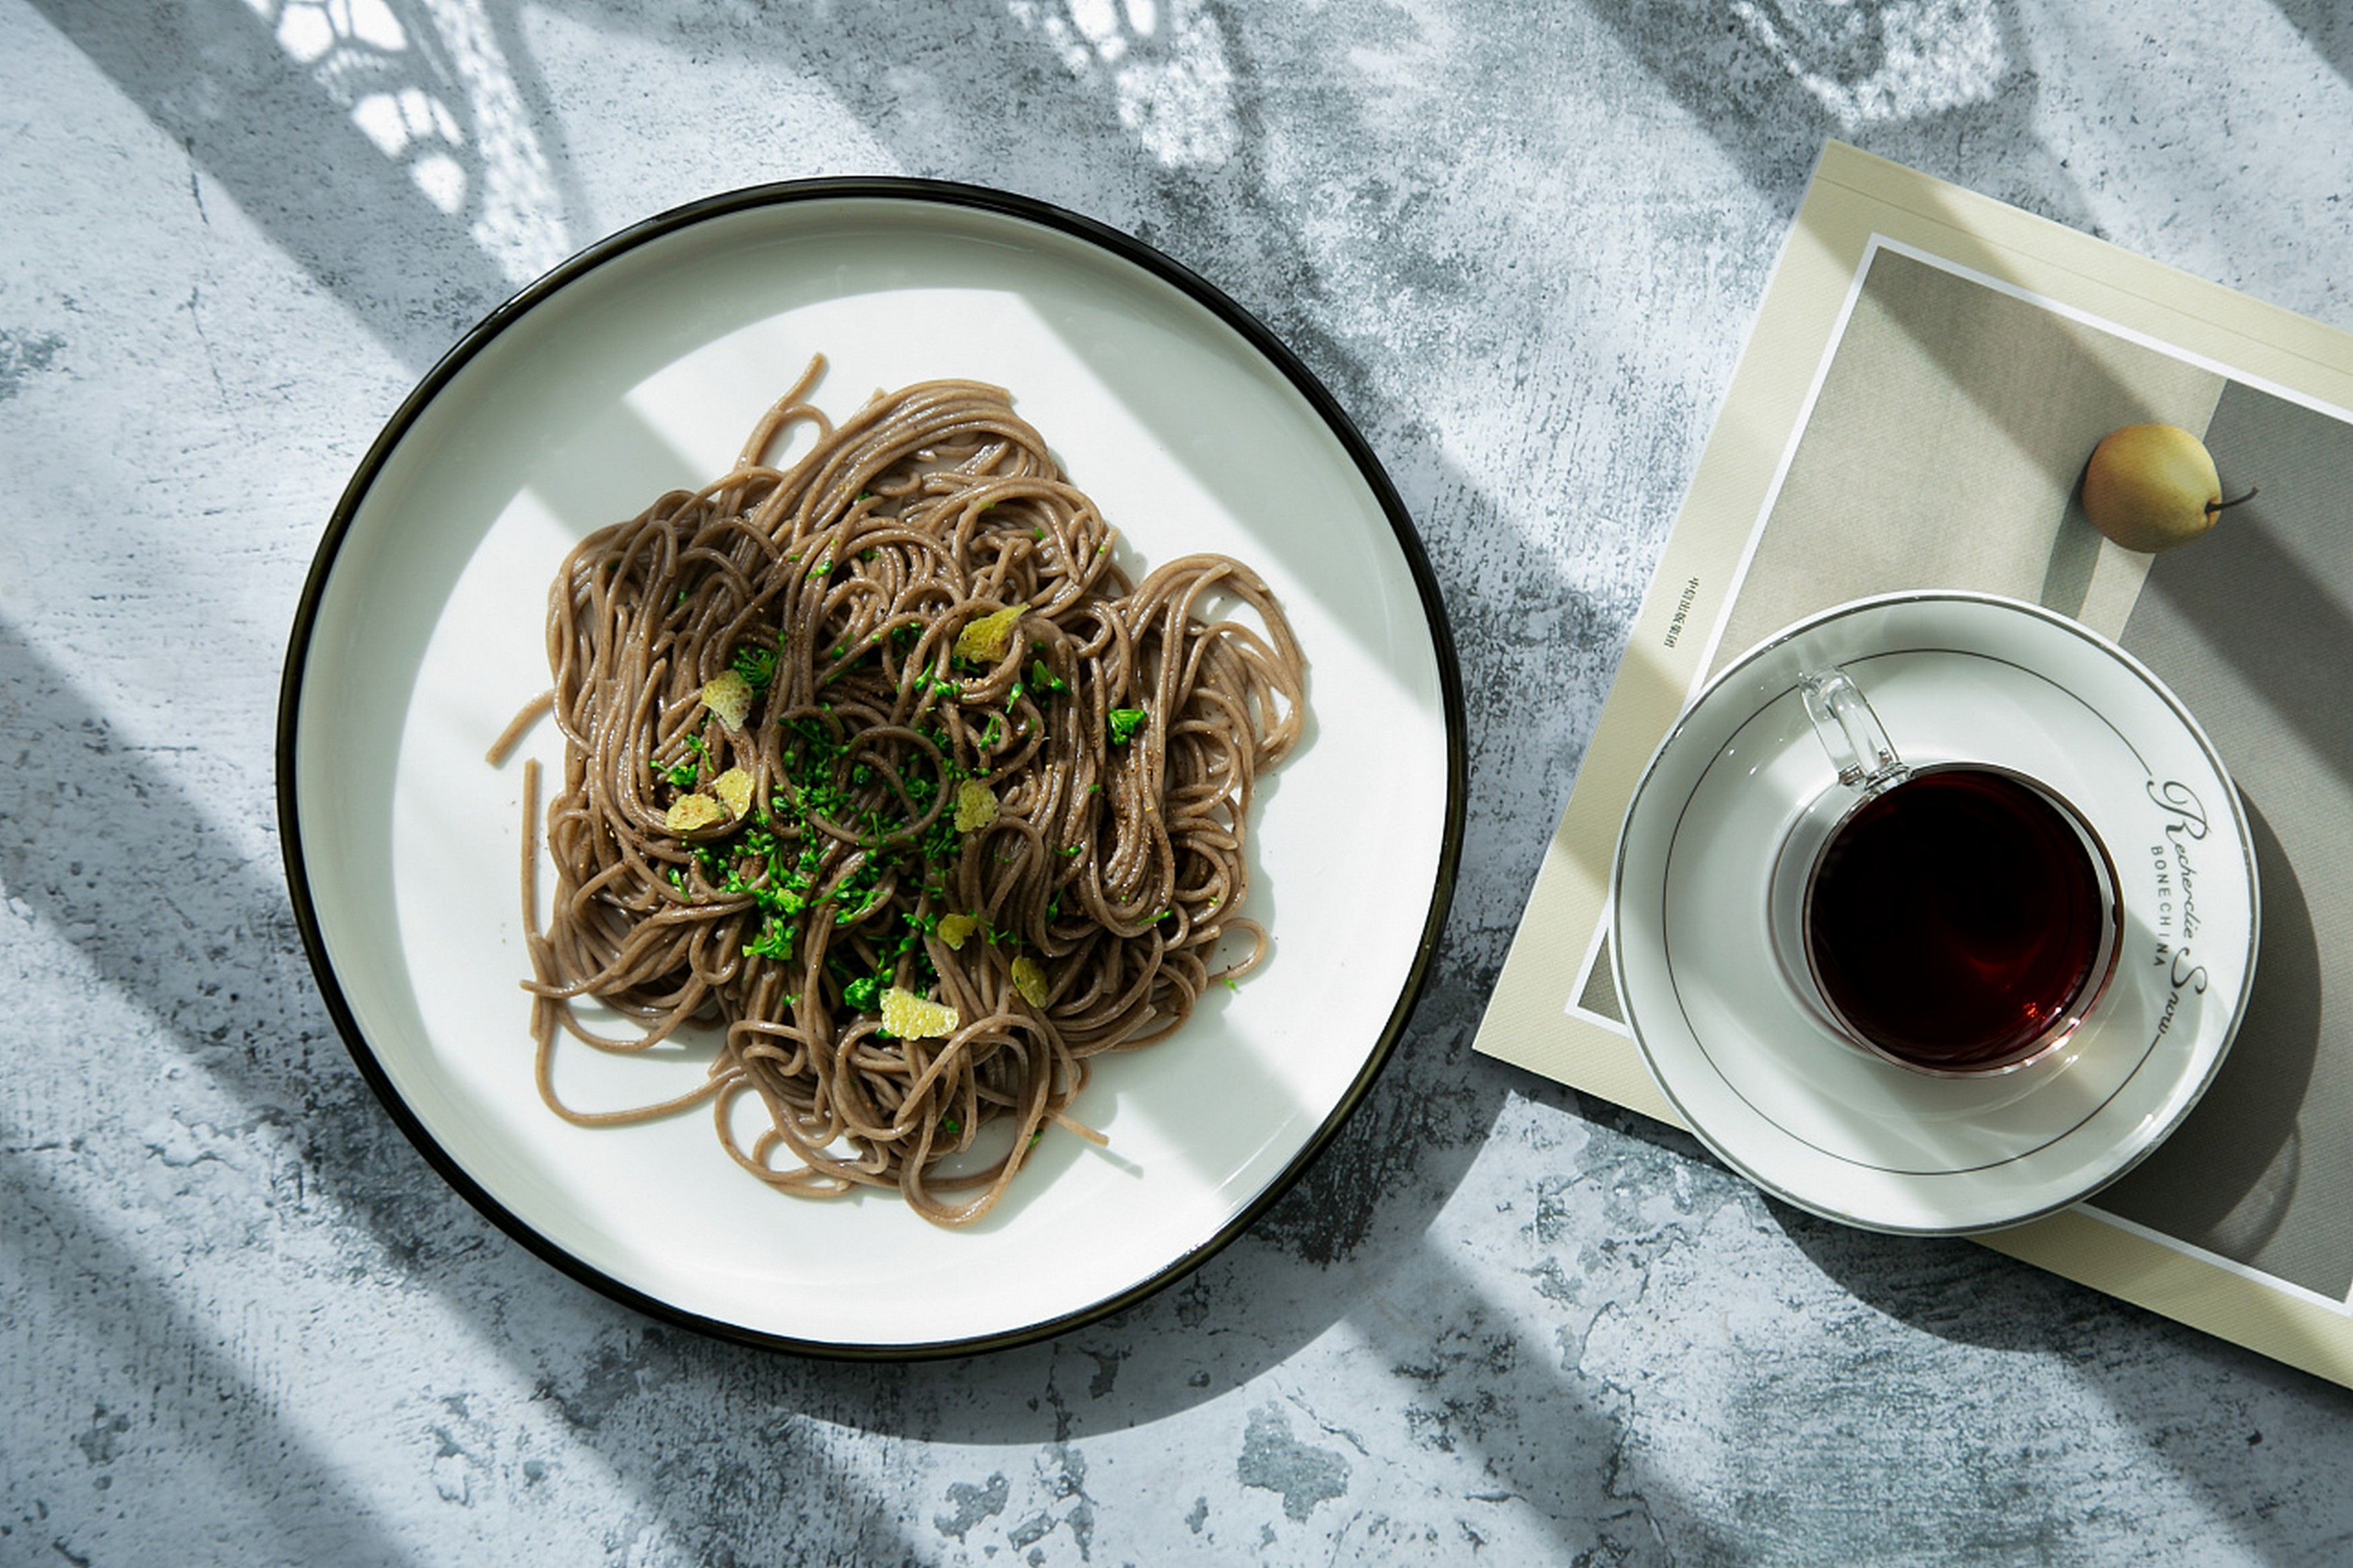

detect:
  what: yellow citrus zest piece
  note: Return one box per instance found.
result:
[700,669,755,731]
[881,987,959,1040]
[936,912,980,950]
[664,793,727,833]
[954,779,999,832]
[1010,954,1049,1009]
[953,604,1025,663]
[710,767,754,819]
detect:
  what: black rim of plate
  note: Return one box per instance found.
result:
[275,178,1468,1360]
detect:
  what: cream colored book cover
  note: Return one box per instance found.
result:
[1474,140,2353,1387]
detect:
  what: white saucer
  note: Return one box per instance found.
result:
[1612,592,2258,1235]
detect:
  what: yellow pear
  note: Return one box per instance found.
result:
[2080,423,2254,552]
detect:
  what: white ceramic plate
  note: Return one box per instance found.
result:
[280,183,1462,1356]
[1613,593,2255,1235]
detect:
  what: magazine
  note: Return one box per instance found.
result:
[1474,142,2353,1386]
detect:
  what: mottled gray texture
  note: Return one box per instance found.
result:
[5,1,2353,1563]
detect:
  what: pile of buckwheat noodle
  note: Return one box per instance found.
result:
[504,357,1307,1227]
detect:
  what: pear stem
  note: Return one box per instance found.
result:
[2206,485,2260,518]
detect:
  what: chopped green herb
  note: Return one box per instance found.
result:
[730,643,777,691]
[842,975,882,1012]
[1107,707,1147,745]
[744,917,797,962]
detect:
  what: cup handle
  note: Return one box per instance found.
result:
[1799,666,1908,793]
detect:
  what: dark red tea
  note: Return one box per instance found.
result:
[1806,768,2110,1072]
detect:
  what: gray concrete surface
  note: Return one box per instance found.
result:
[6,1,2353,1563]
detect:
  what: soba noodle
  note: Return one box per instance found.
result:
[517,359,1307,1225]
